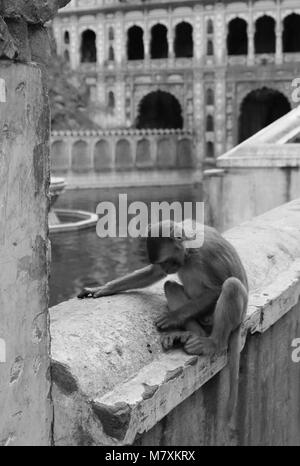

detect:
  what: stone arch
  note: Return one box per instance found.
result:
[157,137,176,168]
[238,87,291,142]
[94,140,112,171]
[136,139,152,167]
[151,24,168,59]
[127,25,144,60]
[51,140,69,172]
[254,15,275,54]
[283,13,300,53]
[115,139,133,170]
[136,90,183,129]
[227,18,248,55]
[174,22,193,58]
[80,29,97,63]
[71,140,90,172]
[176,138,194,168]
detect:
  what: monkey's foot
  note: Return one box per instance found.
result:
[161,331,192,350]
[155,312,184,330]
[184,336,217,356]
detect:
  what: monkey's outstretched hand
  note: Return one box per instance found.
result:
[77,285,114,299]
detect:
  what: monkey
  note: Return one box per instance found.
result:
[78,220,248,422]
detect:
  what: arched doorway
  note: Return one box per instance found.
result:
[283,14,300,53]
[227,18,248,55]
[238,88,291,142]
[174,22,193,58]
[80,29,97,63]
[127,26,144,60]
[136,90,183,129]
[254,16,275,54]
[150,24,168,59]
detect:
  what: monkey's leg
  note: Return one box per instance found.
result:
[183,277,248,423]
[184,277,248,356]
[161,281,206,350]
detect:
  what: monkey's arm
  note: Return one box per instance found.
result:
[78,264,166,299]
[156,288,219,329]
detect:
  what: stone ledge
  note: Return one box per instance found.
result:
[50,199,300,445]
[218,106,300,168]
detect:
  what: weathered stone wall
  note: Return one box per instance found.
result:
[50,199,300,446]
[0,0,70,447]
[204,106,300,232]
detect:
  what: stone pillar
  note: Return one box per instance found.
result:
[115,12,125,65]
[144,25,151,64]
[194,6,205,64]
[69,15,79,69]
[214,4,226,65]
[0,0,67,444]
[96,14,105,66]
[168,18,174,60]
[52,17,62,55]
[96,72,106,107]
[0,64,52,448]
[193,70,205,167]
[115,74,126,126]
[214,71,227,157]
[247,4,255,65]
[144,29,149,59]
[275,17,283,64]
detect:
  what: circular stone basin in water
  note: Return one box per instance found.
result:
[49,209,98,234]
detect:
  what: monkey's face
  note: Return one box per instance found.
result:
[147,238,185,274]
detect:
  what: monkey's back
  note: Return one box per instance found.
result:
[185,224,248,293]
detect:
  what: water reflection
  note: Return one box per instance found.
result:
[50,184,202,307]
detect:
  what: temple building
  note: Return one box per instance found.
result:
[53,0,300,163]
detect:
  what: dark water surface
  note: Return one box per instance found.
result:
[50,184,203,307]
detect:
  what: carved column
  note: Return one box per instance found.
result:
[214,70,226,157]
[247,3,255,65]
[69,14,79,69]
[115,12,125,65]
[169,28,174,59]
[194,6,205,64]
[193,70,205,167]
[144,26,150,61]
[214,4,226,66]
[275,8,283,65]
[115,73,126,126]
[96,14,105,67]
[96,72,106,107]
[52,17,62,56]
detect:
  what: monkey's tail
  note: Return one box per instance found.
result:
[225,327,242,425]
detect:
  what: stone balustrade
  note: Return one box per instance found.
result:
[50,128,198,188]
